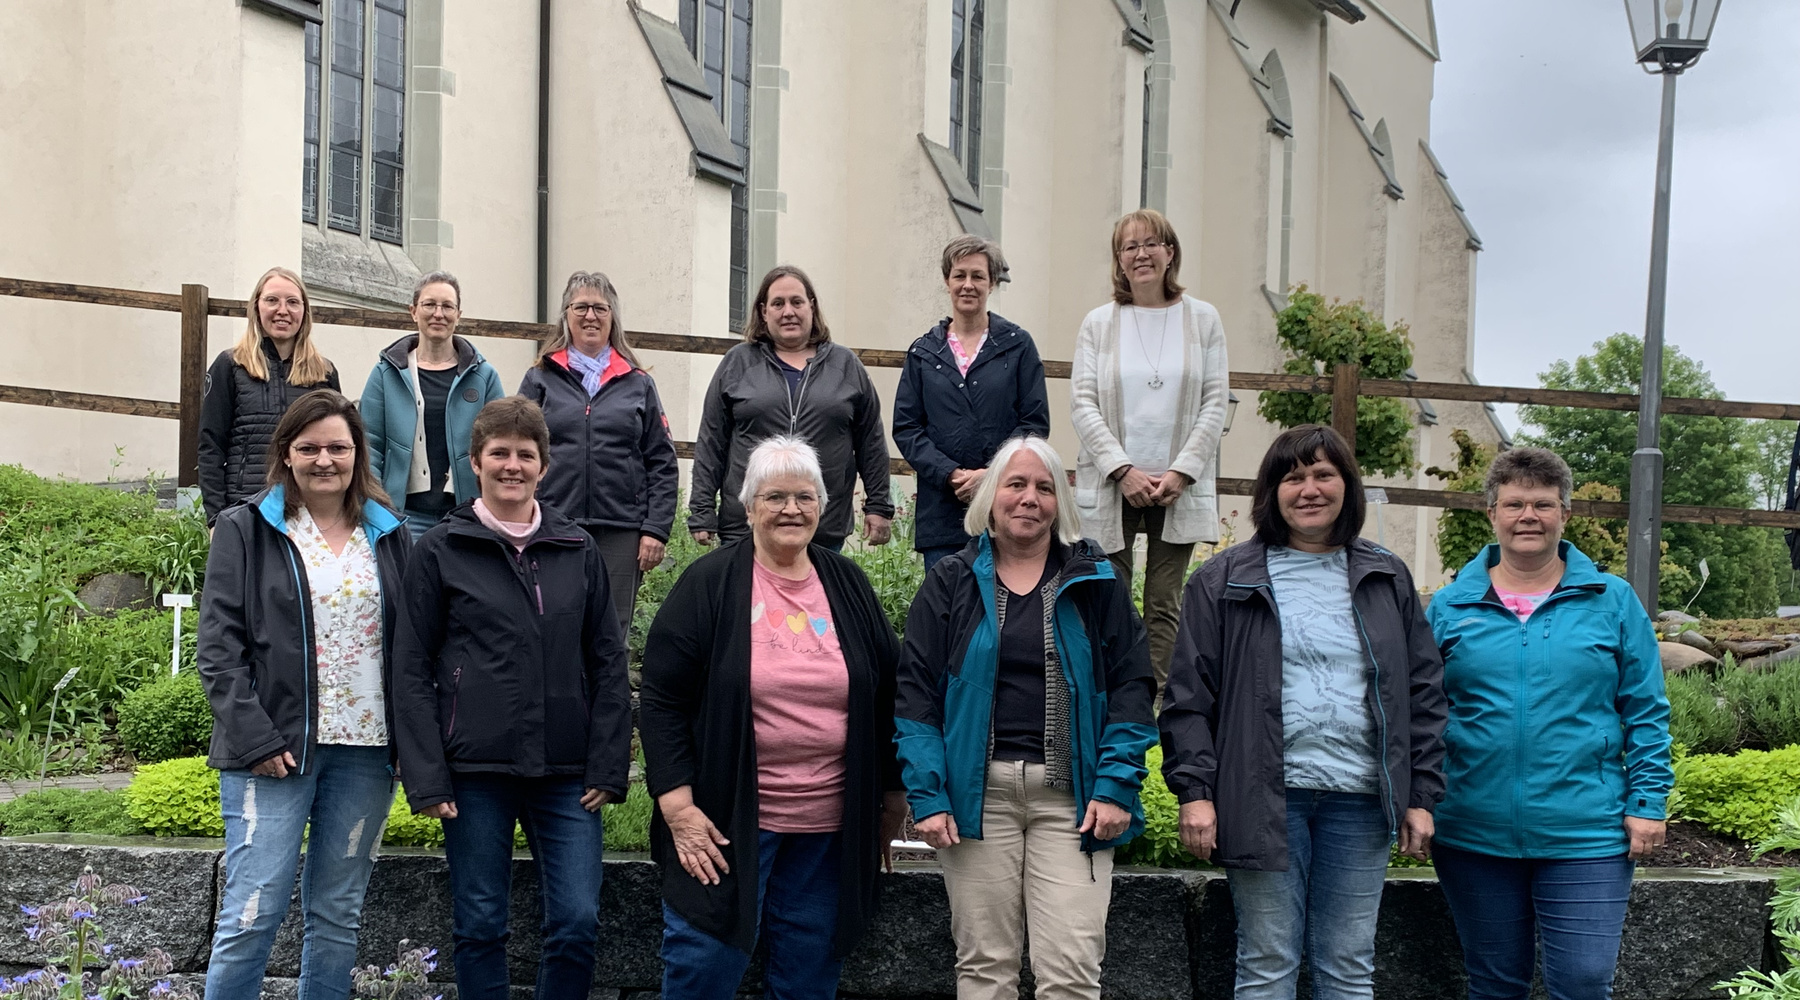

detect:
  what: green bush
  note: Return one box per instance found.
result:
[1721,660,1800,752]
[1711,794,1800,999]
[845,495,924,639]
[1673,746,1800,843]
[1667,668,1743,755]
[0,787,146,837]
[604,781,654,853]
[117,671,213,762]
[630,504,709,667]
[1116,745,1207,869]
[125,756,223,837]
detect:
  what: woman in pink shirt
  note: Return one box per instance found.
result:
[641,436,907,1000]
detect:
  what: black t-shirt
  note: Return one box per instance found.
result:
[775,356,805,400]
[992,552,1063,763]
[407,366,456,517]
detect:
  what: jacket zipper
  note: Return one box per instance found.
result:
[784,347,819,435]
[1349,604,1398,838]
[278,537,314,775]
[446,666,463,738]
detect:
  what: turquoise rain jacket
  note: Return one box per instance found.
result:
[894,534,1159,852]
[1427,541,1673,858]
[360,334,506,506]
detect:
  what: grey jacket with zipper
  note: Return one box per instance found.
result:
[1158,537,1447,870]
[688,340,894,547]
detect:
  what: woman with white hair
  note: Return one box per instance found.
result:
[641,435,907,1000]
[895,434,1158,1000]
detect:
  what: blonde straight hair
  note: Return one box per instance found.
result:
[232,266,335,386]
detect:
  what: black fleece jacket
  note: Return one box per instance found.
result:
[390,501,633,810]
[197,340,341,523]
[640,539,901,956]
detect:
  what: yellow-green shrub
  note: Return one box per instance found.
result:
[125,756,222,837]
[1674,746,1800,843]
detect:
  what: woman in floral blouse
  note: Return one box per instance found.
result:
[197,389,413,1000]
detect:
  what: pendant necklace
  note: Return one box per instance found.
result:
[1135,304,1173,390]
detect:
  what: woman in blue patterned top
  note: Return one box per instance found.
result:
[1160,424,1446,1000]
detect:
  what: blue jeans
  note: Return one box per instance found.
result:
[661,830,843,1000]
[1434,843,1635,1000]
[206,744,395,1000]
[440,773,606,1000]
[1225,789,1392,1000]
[920,544,962,572]
[403,508,444,540]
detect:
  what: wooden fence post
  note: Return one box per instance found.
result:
[1331,362,1360,455]
[178,284,209,488]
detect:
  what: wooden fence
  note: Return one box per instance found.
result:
[4,275,1798,530]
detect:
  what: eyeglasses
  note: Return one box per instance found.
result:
[1494,499,1563,517]
[416,300,459,314]
[568,303,610,317]
[757,491,820,511]
[292,444,354,459]
[1118,240,1168,258]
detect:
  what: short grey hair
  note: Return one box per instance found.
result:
[411,270,462,308]
[738,436,829,513]
[963,436,1082,544]
[940,235,1010,284]
[1484,447,1574,509]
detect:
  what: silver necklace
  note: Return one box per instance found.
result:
[1133,305,1174,390]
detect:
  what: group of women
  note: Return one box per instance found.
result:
[193,208,1671,1000]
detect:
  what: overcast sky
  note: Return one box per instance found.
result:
[1429,2,1799,430]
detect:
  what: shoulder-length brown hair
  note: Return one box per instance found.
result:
[1250,424,1366,548]
[539,270,642,369]
[1109,209,1187,306]
[742,265,833,347]
[265,389,392,519]
[233,266,335,386]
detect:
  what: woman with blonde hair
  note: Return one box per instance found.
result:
[199,266,341,524]
[1070,209,1229,696]
[896,434,1156,1000]
[519,270,679,631]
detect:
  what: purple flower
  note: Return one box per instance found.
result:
[19,904,38,917]
[23,924,42,941]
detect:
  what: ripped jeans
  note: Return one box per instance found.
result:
[206,744,395,1000]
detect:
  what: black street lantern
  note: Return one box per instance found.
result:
[1620,0,1722,614]
[1626,0,1721,73]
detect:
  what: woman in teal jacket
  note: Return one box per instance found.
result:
[896,435,1156,1000]
[1426,447,1672,1000]
[360,271,506,538]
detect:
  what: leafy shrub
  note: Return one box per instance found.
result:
[124,756,223,837]
[845,494,924,638]
[382,790,448,848]
[117,671,212,762]
[0,788,145,837]
[59,608,198,718]
[1721,660,1800,752]
[1667,668,1743,755]
[1712,794,1800,999]
[604,781,654,853]
[1673,746,1800,843]
[1116,745,1207,869]
[629,503,708,667]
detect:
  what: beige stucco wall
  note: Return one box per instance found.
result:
[0,0,1488,580]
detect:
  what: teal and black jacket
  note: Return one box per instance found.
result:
[1427,542,1672,858]
[894,534,1158,852]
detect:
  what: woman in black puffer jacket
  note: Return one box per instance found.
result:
[198,266,341,524]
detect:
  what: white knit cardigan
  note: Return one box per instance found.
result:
[1070,295,1231,553]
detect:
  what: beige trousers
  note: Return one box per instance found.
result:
[937,760,1115,1000]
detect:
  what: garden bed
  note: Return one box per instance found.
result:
[1648,819,1798,868]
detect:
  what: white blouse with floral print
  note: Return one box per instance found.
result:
[290,508,388,746]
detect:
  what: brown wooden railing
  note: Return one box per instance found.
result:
[3,275,1797,529]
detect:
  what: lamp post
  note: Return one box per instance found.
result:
[1622,0,1721,614]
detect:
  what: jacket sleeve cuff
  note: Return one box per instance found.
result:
[639,523,671,543]
[1091,776,1141,809]
[1626,792,1668,820]
[906,790,953,821]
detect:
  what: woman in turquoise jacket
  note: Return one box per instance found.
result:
[360,271,506,538]
[1426,447,1672,1000]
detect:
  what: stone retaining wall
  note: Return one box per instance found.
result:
[0,837,1776,999]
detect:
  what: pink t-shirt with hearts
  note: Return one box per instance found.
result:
[749,560,850,832]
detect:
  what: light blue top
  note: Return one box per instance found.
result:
[1266,545,1381,794]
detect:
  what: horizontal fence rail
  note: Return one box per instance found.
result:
[4,275,1799,529]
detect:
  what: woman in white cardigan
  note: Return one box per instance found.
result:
[1071,209,1229,695]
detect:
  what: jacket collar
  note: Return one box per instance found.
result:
[253,484,404,541]
[755,339,833,369]
[1441,540,1608,607]
[1224,537,1399,599]
[916,313,1025,368]
[439,498,587,548]
[968,533,1115,601]
[382,333,483,376]
[547,346,633,388]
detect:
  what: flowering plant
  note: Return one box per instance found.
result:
[350,940,441,1000]
[4,866,198,1000]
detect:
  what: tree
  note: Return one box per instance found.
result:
[1258,285,1416,478]
[1518,333,1786,617]
[1746,419,1798,512]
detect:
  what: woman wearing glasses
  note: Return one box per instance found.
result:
[689,265,895,553]
[198,389,411,1000]
[520,271,679,632]
[361,271,506,539]
[1427,447,1671,1000]
[1070,209,1230,696]
[642,436,906,1000]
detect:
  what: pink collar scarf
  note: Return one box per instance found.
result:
[473,498,541,551]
